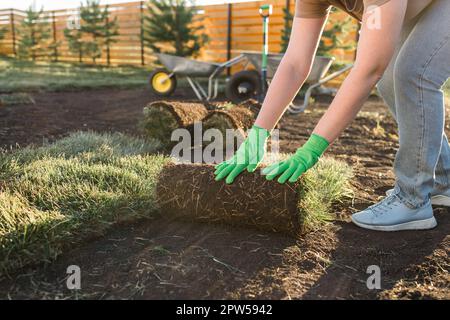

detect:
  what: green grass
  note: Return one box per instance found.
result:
[262,153,353,233]
[0,57,152,92]
[0,132,352,275]
[298,157,353,232]
[0,132,168,275]
[0,93,35,106]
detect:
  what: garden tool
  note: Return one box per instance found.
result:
[259,4,273,102]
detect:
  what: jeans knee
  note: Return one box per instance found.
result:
[393,58,420,87]
[376,77,393,101]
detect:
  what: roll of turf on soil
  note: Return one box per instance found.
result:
[141,101,208,147]
[237,98,262,114]
[156,158,352,236]
[202,106,256,148]
[156,163,301,235]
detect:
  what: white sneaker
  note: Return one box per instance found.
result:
[385,188,450,206]
[351,195,437,232]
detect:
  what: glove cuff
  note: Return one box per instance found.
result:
[251,125,271,138]
[304,133,329,155]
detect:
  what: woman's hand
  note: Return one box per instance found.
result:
[262,134,329,183]
[214,125,270,184]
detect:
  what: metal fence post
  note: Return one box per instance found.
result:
[10,9,16,57]
[140,0,145,66]
[106,5,111,66]
[226,3,232,76]
[52,11,58,61]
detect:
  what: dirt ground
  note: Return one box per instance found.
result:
[0,88,448,299]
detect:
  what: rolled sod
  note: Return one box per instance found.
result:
[141,101,208,146]
[203,106,255,132]
[202,106,256,148]
[156,158,352,236]
[237,98,262,114]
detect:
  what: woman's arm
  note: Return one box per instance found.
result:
[313,0,408,142]
[254,16,328,130]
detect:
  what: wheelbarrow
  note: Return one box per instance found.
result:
[149,52,247,101]
[226,51,353,113]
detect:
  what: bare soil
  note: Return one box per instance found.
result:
[0,88,448,299]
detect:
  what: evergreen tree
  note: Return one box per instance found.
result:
[280,6,293,53]
[317,9,354,57]
[79,0,107,64]
[280,7,355,57]
[64,0,119,64]
[64,27,84,63]
[48,13,62,62]
[144,0,208,57]
[48,38,62,62]
[0,26,6,41]
[0,26,6,56]
[103,5,119,65]
[17,7,51,61]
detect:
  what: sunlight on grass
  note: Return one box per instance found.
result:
[0,57,152,92]
[298,157,353,232]
[0,132,167,275]
[262,154,353,233]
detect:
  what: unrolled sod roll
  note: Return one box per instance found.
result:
[141,101,208,147]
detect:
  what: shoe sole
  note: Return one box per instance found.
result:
[430,195,450,206]
[351,216,437,232]
[385,190,450,207]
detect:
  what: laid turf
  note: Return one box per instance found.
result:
[0,132,167,275]
[0,132,352,275]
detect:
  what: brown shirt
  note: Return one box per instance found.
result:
[295,0,391,21]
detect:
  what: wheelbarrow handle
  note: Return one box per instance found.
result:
[259,4,273,17]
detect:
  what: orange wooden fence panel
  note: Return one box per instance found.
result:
[0,0,357,71]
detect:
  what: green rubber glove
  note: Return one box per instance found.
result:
[214,125,270,184]
[262,133,329,184]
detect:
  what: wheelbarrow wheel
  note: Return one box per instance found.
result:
[149,68,177,96]
[225,70,261,104]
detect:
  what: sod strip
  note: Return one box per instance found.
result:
[202,106,256,148]
[141,101,208,147]
[237,98,262,114]
[203,106,255,133]
[156,158,352,236]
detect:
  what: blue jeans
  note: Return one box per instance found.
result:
[376,0,450,208]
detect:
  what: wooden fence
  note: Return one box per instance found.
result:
[0,0,358,66]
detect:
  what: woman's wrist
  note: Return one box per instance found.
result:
[303,133,330,156]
